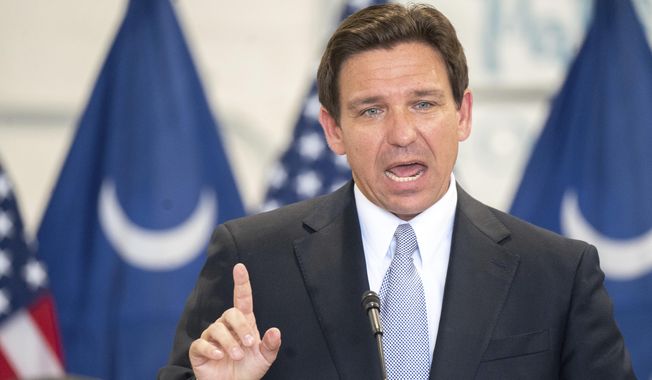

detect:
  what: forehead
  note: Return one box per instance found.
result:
[337,42,451,100]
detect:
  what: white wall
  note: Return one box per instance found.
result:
[1,0,651,235]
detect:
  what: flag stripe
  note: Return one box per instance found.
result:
[28,295,64,364]
[0,163,65,379]
[0,347,17,380]
[0,309,64,378]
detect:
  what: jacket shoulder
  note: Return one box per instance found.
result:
[218,182,355,248]
[457,185,593,265]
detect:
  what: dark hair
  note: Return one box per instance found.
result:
[317,3,468,121]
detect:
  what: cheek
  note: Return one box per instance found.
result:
[421,125,459,158]
[345,135,381,169]
[344,128,378,153]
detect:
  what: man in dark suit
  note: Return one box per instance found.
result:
[159,3,634,379]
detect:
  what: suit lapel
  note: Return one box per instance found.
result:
[429,186,520,379]
[294,183,382,380]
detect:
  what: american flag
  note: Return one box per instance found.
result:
[261,0,388,211]
[0,163,64,379]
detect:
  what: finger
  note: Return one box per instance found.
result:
[189,338,224,366]
[203,321,246,361]
[259,327,282,365]
[233,263,254,316]
[221,308,257,347]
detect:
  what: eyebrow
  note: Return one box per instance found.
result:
[412,89,446,99]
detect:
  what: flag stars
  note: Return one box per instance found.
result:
[0,211,13,239]
[23,259,47,290]
[0,174,11,200]
[0,290,9,315]
[268,165,288,190]
[296,171,323,198]
[298,133,325,161]
[0,249,11,278]
[332,154,350,170]
[303,94,321,120]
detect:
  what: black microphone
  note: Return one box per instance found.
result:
[361,290,387,380]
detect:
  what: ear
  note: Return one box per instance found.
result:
[456,89,473,142]
[319,106,346,155]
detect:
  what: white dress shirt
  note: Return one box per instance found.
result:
[354,174,457,356]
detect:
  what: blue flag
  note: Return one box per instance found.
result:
[510,0,652,377]
[262,0,387,210]
[37,0,244,378]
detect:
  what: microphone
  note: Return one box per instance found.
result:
[361,290,387,380]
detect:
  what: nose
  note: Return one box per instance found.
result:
[386,109,418,147]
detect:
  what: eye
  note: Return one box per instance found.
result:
[362,107,383,117]
[414,101,434,110]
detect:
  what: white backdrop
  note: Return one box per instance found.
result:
[1,0,651,234]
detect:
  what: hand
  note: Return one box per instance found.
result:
[189,263,282,380]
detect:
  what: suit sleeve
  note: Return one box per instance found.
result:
[158,224,240,380]
[560,244,635,379]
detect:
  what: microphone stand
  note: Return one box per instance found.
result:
[362,291,388,380]
[374,331,387,380]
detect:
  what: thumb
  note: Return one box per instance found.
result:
[259,327,282,365]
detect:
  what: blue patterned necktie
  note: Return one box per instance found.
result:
[379,223,431,380]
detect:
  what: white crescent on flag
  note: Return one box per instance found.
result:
[561,190,652,280]
[98,179,216,271]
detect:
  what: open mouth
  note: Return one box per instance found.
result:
[384,163,426,183]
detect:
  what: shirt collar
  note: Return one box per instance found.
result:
[354,173,458,262]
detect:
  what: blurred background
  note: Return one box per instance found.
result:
[0,0,650,379]
[6,0,646,231]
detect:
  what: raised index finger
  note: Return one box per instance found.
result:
[233,263,254,316]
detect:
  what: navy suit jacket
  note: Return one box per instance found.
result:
[159,182,634,379]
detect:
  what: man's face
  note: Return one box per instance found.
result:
[320,41,472,220]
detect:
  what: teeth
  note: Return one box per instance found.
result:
[385,170,423,182]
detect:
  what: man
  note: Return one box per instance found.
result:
[159,4,634,379]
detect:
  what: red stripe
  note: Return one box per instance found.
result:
[0,348,17,380]
[28,295,65,366]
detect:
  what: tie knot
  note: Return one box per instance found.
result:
[393,223,417,258]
